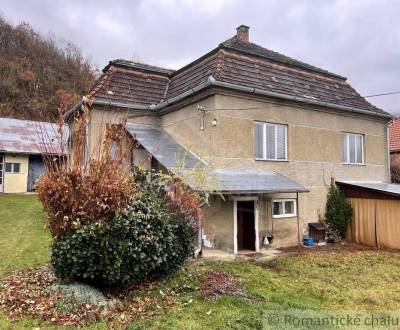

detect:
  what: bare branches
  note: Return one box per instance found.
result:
[0,15,95,122]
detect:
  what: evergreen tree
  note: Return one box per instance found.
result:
[325,179,353,238]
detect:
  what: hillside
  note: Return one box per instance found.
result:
[0,16,96,121]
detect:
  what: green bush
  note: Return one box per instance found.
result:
[51,182,196,287]
[325,179,353,238]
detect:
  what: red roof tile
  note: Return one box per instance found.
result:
[89,31,388,117]
[389,117,400,152]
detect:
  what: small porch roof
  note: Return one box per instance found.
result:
[336,181,400,197]
[126,123,307,194]
[209,169,307,194]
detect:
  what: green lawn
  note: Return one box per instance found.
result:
[2,194,400,329]
[0,194,50,277]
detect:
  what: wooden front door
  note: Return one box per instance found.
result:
[237,201,255,251]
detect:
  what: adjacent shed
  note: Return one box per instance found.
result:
[337,181,400,249]
[0,118,67,193]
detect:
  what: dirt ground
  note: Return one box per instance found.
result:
[278,241,400,255]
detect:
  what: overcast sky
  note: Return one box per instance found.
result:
[1,0,399,113]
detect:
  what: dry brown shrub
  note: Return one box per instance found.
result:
[36,95,136,238]
[391,154,400,183]
[36,161,135,238]
[165,180,203,230]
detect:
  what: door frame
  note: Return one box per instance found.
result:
[233,196,259,254]
[0,153,4,193]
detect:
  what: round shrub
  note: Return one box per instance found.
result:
[51,183,196,287]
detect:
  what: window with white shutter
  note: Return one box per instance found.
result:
[342,132,364,164]
[253,122,264,159]
[253,122,287,160]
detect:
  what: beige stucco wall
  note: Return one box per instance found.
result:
[88,107,159,159]
[4,154,29,193]
[160,92,389,249]
[202,193,300,251]
[202,195,234,252]
[160,96,217,161]
[84,92,389,250]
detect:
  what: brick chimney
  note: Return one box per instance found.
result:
[236,25,250,42]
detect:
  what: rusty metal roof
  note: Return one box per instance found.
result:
[0,117,68,154]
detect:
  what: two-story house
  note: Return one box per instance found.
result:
[67,25,393,253]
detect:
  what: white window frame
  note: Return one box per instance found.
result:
[5,162,21,174]
[272,199,297,218]
[342,132,364,165]
[254,122,288,161]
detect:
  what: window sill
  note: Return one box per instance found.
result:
[255,159,289,162]
[342,163,366,166]
[272,215,297,219]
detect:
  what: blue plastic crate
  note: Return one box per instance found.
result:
[303,237,314,247]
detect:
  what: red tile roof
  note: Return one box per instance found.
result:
[89,28,388,117]
[389,117,400,152]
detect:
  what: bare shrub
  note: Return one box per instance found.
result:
[36,161,135,238]
[391,154,400,183]
[36,97,136,238]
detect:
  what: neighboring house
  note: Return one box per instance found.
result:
[388,116,400,155]
[67,25,395,253]
[388,116,400,183]
[0,117,66,193]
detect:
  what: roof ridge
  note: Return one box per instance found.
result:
[220,36,347,81]
[211,49,225,80]
[104,59,175,75]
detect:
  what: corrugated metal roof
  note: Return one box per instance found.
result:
[126,123,307,194]
[126,123,207,170]
[212,169,308,193]
[337,181,400,197]
[0,117,68,154]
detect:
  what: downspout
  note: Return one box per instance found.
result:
[386,125,392,183]
[152,78,214,111]
[194,200,208,258]
[296,192,301,255]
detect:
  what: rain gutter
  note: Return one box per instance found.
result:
[68,76,393,121]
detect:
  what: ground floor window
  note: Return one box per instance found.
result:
[272,199,296,218]
[5,162,20,173]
